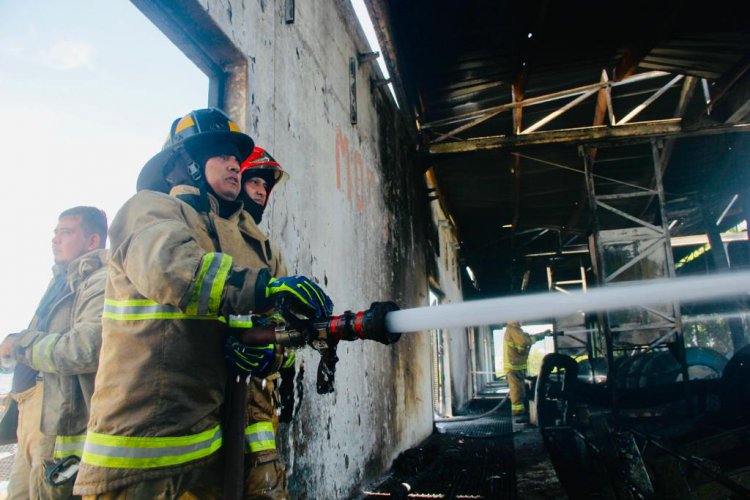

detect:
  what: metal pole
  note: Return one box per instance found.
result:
[582,145,618,407]
[652,140,690,400]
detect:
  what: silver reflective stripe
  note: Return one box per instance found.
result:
[196,255,223,315]
[102,299,218,321]
[228,314,253,328]
[54,435,86,458]
[83,428,222,460]
[247,431,275,443]
[245,422,276,453]
[32,334,60,373]
[104,302,181,316]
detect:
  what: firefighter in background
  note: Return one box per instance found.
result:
[0,206,108,499]
[73,108,332,498]
[504,320,534,418]
[239,147,294,499]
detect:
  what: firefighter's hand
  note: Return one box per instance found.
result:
[255,269,334,319]
[224,336,275,377]
[0,336,15,359]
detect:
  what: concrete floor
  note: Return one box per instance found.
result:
[514,429,567,499]
[0,443,14,499]
[358,396,566,499]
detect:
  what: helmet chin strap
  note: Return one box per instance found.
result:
[175,145,203,183]
[166,145,211,213]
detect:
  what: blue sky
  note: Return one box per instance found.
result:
[0,1,208,334]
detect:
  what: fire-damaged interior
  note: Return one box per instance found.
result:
[363,0,750,497]
[3,1,750,498]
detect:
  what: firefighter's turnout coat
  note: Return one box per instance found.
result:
[503,322,533,415]
[74,186,283,495]
[13,249,108,445]
[5,249,106,500]
[503,322,533,372]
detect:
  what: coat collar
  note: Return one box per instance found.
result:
[66,248,108,290]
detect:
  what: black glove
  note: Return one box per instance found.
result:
[255,268,334,319]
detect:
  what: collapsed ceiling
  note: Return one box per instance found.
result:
[373,0,750,296]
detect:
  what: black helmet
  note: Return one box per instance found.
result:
[137,108,255,193]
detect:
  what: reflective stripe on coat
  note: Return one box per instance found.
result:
[75,186,281,495]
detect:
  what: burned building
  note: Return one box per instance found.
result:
[2,0,750,498]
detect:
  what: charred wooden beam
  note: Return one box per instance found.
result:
[425,120,750,155]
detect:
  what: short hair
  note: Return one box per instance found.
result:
[59,206,108,248]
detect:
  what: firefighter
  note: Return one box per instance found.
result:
[72,108,332,498]
[0,206,108,500]
[238,147,294,499]
[504,320,534,419]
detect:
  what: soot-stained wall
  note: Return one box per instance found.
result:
[429,195,472,412]
[184,0,456,496]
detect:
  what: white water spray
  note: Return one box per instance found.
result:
[384,271,750,333]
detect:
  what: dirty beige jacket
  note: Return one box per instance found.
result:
[504,323,533,372]
[12,249,107,441]
[75,186,282,495]
[240,208,289,464]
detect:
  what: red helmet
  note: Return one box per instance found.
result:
[240,147,289,195]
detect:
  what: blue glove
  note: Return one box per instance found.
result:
[255,269,334,319]
[224,336,275,377]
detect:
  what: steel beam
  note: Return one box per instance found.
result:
[422,71,669,131]
[425,120,750,155]
[616,75,684,125]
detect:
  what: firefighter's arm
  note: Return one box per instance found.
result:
[511,328,534,350]
[12,266,106,375]
[114,195,263,316]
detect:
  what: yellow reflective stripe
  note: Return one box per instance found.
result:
[227,314,253,329]
[506,363,527,371]
[174,115,196,135]
[245,422,275,453]
[54,434,86,459]
[103,299,217,321]
[82,425,222,469]
[31,334,60,373]
[186,253,232,316]
[209,254,232,315]
[511,402,526,411]
[505,340,528,354]
[282,351,296,369]
[186,253,215,315]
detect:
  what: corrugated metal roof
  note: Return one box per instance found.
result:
[377,0,750,295]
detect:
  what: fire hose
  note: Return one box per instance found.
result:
[224,270,749,498]
[224,301,400,499]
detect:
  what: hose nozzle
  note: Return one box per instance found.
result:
[314,301,401,345]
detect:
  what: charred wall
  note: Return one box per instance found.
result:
[428,199,473,411]
[183,0,440,496]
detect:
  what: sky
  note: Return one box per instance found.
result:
[350,0,398,106]
[0,1,208,335]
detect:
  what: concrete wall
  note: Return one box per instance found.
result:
[430,202,472,411]
[188,0,445,497]
[474,325,496,387]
